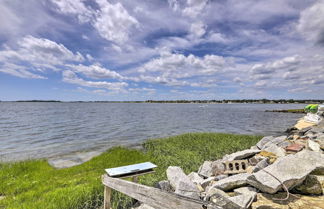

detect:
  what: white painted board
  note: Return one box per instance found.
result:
[105,162,157,177]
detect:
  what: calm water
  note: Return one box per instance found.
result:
[0,102,305,162]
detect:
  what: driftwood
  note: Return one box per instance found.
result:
[101,174,232,209]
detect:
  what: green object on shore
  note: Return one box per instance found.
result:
[304,104,319,113]
[0,133,261,209]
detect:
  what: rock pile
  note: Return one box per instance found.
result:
[137,110,324,209]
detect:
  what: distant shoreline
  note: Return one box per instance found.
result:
[1,99,323,104]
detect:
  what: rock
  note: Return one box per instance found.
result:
[247,150,324,194]
[198,160,225,178]
[230,187,257,208]
[133,204,155,209]
[204,187,229,201]
[234,186,257,196]
[277,140,292,148]
[215,174,228,181]
[256,136,274,149]
[257,151,277,164]
[263,136,287,148]
[166,166,200,199]
[293,175,323,195]
[249,155,266,166]
[308,140,321,152]
[316,137,324,149]
[251,192,324,209]
[209,173,251,191]
[223,149,260,161]
[187,172,204,184]
[252,158,269,173]
[264,144,286,157]
[155,180,173,192]
[205,188,241,209]
[201,176,216,189]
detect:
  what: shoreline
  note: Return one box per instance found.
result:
[0,132,261,209]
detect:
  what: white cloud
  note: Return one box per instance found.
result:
[62,70,128,91]
[298,1,324,45]
[51,0,93,23]
[94,0,139,43]
[183,0,208,18]
[0,36,84,78]
[67,63,123,79]
[51,0,138,44]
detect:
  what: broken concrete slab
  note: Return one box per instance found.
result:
[188,172,204,184]
[308,140,321,152]
[198,160,225,178]
[201,176,216,189]
[247,150,324,194]
[229,194,254,209]
[256,136,274,149]
[209,173,251,191]
[248,155,266,166]
[133,204,155,209]
[293,175,323,195]
[222,149,260,161]
[252,158,269,173]
[166,166,200,199]
[262,136,287,149]
[264,144,286,157]
[215,174,228,181]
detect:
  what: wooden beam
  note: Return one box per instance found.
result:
[102,175,224,209]
[103,185,112,209]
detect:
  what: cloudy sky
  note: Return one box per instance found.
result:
[0,0,324,101]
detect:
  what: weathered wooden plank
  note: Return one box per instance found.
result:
[102,174,217,209]
[104,185,112,209]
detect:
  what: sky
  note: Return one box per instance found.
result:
[0,0,324,101]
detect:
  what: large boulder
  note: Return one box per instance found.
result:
[208,173,251,191]
[247,150,324,194]
[166,166,200,199]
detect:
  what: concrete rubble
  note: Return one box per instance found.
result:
[140,106,324,208]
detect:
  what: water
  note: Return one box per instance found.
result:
[0,102,305,164]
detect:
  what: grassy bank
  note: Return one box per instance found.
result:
[265,109,305,113]
[0,133,261,209]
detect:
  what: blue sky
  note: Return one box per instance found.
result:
[0,0,324,101]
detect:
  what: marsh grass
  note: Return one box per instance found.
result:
[0,133,261,209]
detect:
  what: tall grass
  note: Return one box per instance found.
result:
[0,133,261,209]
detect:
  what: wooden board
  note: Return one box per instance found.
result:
[102,174,225,209]
[105,162,157,177]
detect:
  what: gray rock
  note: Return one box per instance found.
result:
[262,136,287,150]
[188,172,204,184]
[308,140,321,152]
[252,158,269,173]
[155,180,173,192]
[263,144,286,157]
[277,140,292,148]
[166,166,200,199]
[201,177,216,189]
[215,174,228,181]
[198,160,225,178]
[206,188,241,209]
[247,150,324,194]
[293,175,323,195]
[256,136,274,149]
[209,173,251,191]
[204,187,229,201]
[232,186,257,208]
[222,149,260,161]
[249,155,266,166]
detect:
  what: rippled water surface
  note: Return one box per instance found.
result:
[0,102,305,162]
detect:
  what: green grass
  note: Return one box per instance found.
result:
[0,133,261,209]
